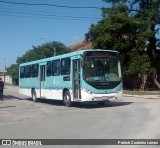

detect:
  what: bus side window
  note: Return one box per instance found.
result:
[52,60,60,76]
[47,61,52,76]
[26,65,31,78]
[32,64,39,77]
[20,66,25,78]
[61,58,70,75]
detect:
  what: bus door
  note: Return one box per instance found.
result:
[40,65,45,98]
[72,59,81,100]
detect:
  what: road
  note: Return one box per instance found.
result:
[0,85,160,147]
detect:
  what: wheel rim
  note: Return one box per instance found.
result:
[64,94,69,104]
[32,91,36,102]
[33,94,35,101]
[64,91,71,107]
[66,94,70,101]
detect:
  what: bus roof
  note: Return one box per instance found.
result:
[20,49,118,66]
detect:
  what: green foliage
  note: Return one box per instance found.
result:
[87,1,159,67]
[7,64,19,80]
[16,41,70,64]
[86,6,138,54]
[7,41,70,83]
[86,0,160,89]
[124,52,151,76]
[136,31,154,49]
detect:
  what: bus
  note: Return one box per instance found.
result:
[19,49,122,107]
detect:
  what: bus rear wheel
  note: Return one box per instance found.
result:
[32,90,38,102]
[63,90,72,107]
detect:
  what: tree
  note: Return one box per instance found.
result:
[16,41,70,64]
[7,41,71,84]
[86,0,160,89]
[7,64,19,85]
[86,8,137,54]
[134,0,160,76]
[125,52,151,76]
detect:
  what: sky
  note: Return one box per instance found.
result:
[0,0,110,70]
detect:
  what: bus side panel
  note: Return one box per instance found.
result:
[44,76,72,100]
[19,77,40,97]
[45,89,62,100]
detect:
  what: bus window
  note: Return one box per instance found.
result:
[47,61,52,76]
[84,58,121,82]
[20,66,25,78]
[52,60,60,76]
[26,65,31,78]
[32,64,39,77]
[61,58,70,75]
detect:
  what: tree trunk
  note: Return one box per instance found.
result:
[140,74,147,91]
[147,23,160,89]
[154,78,160,89]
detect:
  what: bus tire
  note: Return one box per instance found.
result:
[32,89,38,102]
[63,90,72,107]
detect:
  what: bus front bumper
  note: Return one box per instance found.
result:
[80,89,122,102]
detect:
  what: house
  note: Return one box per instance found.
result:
[69,40,93,51]
[0,71,12,84]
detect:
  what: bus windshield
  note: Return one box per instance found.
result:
[84,57,122,83]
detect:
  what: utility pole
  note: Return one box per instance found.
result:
[40,38,56,56]
[4,58,6,71]
[3,58,6,84]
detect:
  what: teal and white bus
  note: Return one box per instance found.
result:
[19,49,122,107]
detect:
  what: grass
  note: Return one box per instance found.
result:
[123,90,160,96]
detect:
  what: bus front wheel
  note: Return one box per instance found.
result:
[63,90,72,107]
[32,90,38,102]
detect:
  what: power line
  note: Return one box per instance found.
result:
[0,6,101,18]
[0,6,102,21]
[0,12,100,21]
[0,11,98,21]
[0,0,101,9]
[0,8,101,20]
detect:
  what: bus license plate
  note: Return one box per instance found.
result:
[102,96,109,100]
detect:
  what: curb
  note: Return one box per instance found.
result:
[123,94,160,99]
